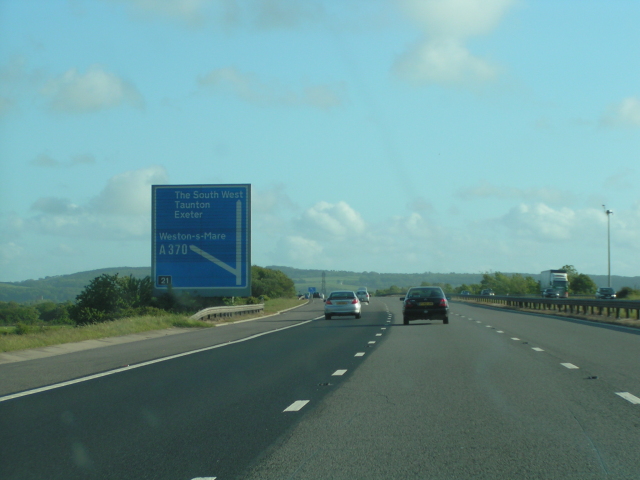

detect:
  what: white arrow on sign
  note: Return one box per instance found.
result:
[189,200,243,286]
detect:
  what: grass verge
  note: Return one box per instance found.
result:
[0,297,306,354]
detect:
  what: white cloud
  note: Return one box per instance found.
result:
[198,67,344,109]
[253,184,296,214]
[41,66,144,113]
[90,166,168,215]
[275,235,324,266]
[394,38,498,86]
[394,0,514,87]
[399,0,514,38]
[20,166,168,240]
[298,201,366,238]
[0,242,23,265]
[500,203,577,241]
[30,197,81,215]
[601,96,640,127]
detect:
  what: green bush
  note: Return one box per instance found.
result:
[251,266,296,298]
[0,302,40,325]
[616,287,640,299]
[14,323,44,335]
[70,274,154,325]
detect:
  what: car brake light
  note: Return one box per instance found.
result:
[351,298,358,304]
[439,298,447,307]
[326,300,332,305]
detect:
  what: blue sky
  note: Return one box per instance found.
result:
[1,0,639,282]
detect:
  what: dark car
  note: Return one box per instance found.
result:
[480,289,495,296]
[595,287,616,299]
[400,286,449,325]
[542,288,560,298]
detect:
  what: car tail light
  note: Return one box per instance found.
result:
[351,298,358,304]
[405,299,415,306]
[326,300,332,305]
[439,298,447,307]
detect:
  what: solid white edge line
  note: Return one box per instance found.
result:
[561,363,579,369]
[283,400,310,412]
[332,369,347,376]
[1,318,319,403]
[615,392,640,405]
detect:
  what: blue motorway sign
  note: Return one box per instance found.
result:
[152,184,251,297]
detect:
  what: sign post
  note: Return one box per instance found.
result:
[152,184,251,297]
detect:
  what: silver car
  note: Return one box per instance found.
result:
[356,289,370,303]
[324,291,362,319]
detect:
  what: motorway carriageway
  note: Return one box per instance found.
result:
[1,298,639,479]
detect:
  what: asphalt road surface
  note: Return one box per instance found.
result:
[1,298,639,479]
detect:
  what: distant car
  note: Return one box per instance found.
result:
[595,287,616,299]
[542,288,560,298]
[480,289,495,296]
[324,291,361,319]
[401,286,449,325]
[312,292,322,298]
[460,290,471,295]
[356,288,370,303]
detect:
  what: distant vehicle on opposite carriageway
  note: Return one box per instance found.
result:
[540,270,569,298]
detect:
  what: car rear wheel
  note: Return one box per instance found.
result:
[355,313,361,319]
[443,317,449,324]
[403,316,409,325]
[325,314,331,320]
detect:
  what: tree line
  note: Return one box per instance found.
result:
[0,266,296,327]
[375,266,638,298]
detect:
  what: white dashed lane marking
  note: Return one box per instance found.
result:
[283,400,309,412]
[561,363,579,369]
[355,352,365,357]
[496,331,504,333]
[532,347,545,352]
[511,338,520,341]
[616,392,640,405]
[332,370,347,376]
[368,341,376,345]
[376,333,382,336]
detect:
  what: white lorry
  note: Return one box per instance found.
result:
[540,270,569,298]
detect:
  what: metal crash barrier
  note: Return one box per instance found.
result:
[450,295,640,321]
[190,304,264,322]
